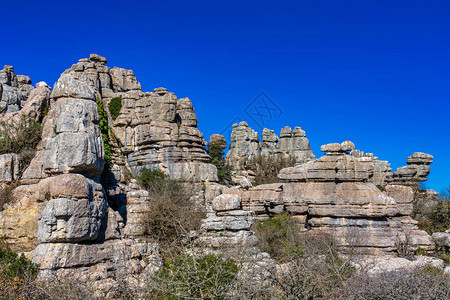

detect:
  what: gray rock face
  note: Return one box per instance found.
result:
[209,134,227,149]
[196,192,258,250]
[393,152,433,185]
[0,65,36,114]
[226,122,260,175]
[225,123,315,183]
[236,142,435,255]
[350,149,393,186]
[39,76,104,178]
[276,126,316,162]
[38,174,107,243]
[54,54,217,183]
[432,232,450,250]
[0,153,19,183]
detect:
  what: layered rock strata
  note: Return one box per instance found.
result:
[238,141,434,255]
[225,122,315,183]
[393,152,433,186]
[48,54,217,183]
[0,65,35,114]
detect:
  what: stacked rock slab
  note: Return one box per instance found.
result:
[0,65,35,114]
[0,55,163,291]
[225,122,315,183]
[239,141,434,255]
[196,191,259,251]
[393,152,433,186]
[350,149,393,186]
[51,54,217,183]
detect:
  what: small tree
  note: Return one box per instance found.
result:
[208,142,233,185]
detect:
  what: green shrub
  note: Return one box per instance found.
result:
[336,266,450,299]
[108,96,122,121]
[248,154,295,185]
[0,115,42,174]
[0,241,39,294]
[0,182,20,211]
[413,185,450,234]
[137,168,205,250]
[96,98,112,167]
[151,253,238,299]
[253,213,303,261]
[208,142,232,185]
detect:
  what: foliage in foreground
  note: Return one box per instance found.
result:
[137,167,205,250]
[150,254,238,299]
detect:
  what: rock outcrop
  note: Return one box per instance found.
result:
[196,191,259,251]
[239,141,434,255]
[0,54,443,292]
[0,65,35,114]
[225,122,315,183]
[47,54,217,184]
[393,152,433,186]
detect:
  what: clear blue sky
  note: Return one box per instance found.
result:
[1,0,449,191]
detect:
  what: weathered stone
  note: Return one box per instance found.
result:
[0,153,19,183]
[407,152,433,165]
[209,134,227,149]
[212,194,241,211]
[321,143,341,153]
[37,174,107,243]
[226,123,315,183]
[51,74,96,100]
[432,232,450,250]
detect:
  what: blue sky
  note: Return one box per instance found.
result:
[1,0,449,191]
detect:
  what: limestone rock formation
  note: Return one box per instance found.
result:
[195,189,259,251]
[0,154,19,183]
[350,149,393,186]
[239,141,434,255]
[393,152,433,185]
[225,123,315,183]
[0,65,35,114]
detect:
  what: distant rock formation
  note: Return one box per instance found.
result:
[225,122,315,183]
[393,152,433,186]
[0,65,35,114]
[237,141,434,255]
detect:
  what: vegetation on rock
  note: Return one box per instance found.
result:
[0,115,42,173]
[413,185,450,234]
[248,154,295,185]
[137,167,205,250]
[208,141,232,185]
[150,253,238,299]
[108,96,122,121]
[96,98,112,167]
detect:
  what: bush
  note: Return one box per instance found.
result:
[0,182,20,211]
[208,142,232,185]
[96,98,112,167]
[236,228,354,299]
[138,168,205,250]
[248,154,295,185]
[253,213,303,262]
[336,266,450,300]
[0,115,42,173]
[108,96,122,121]
[150,253,238,299]
[413,185,450,234]
[0,241,39,295]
